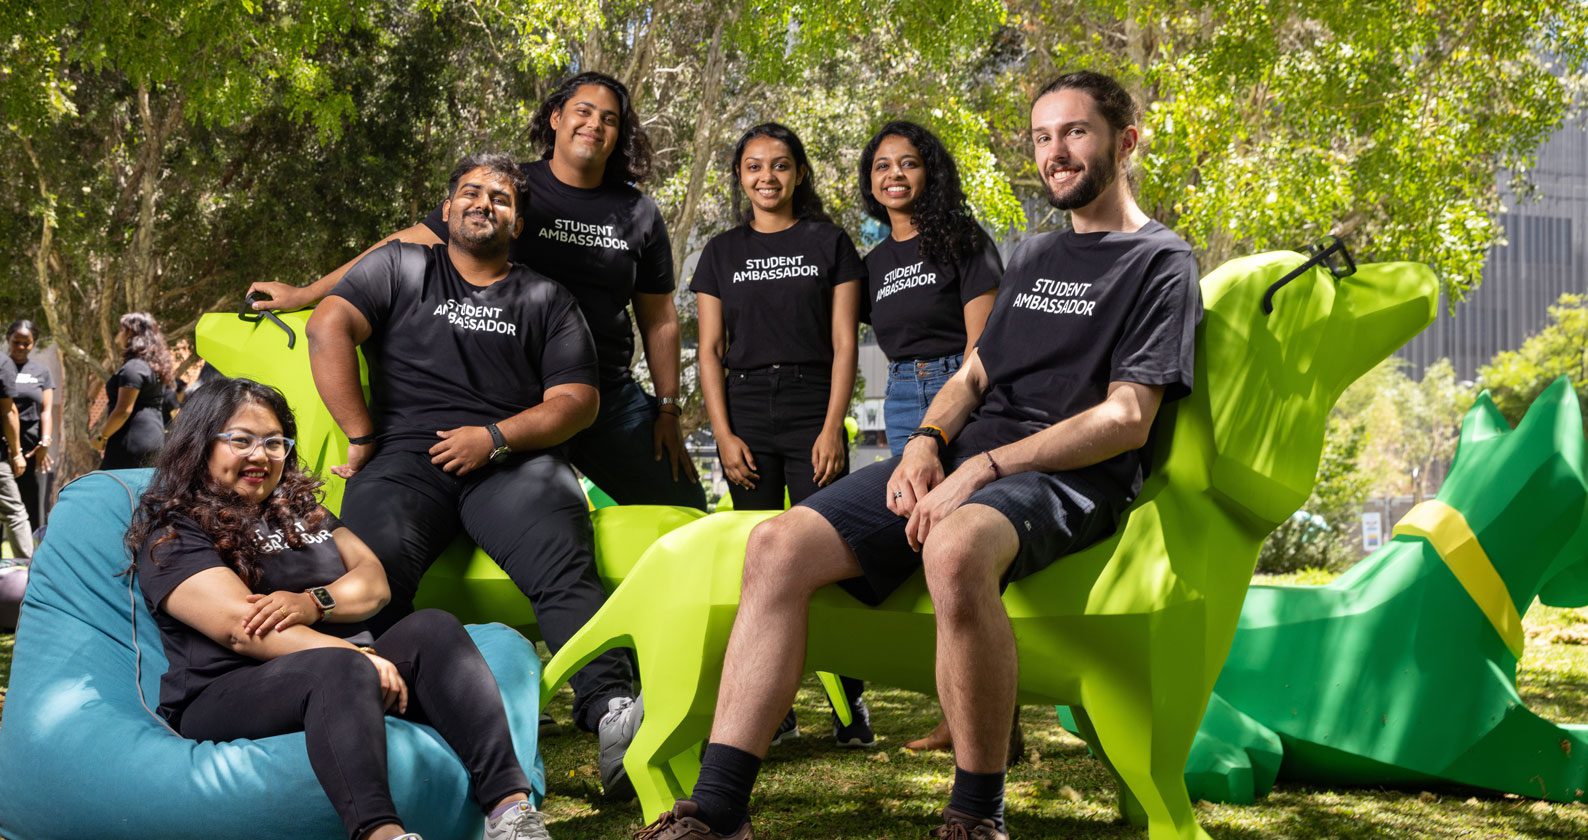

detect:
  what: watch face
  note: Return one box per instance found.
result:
[310,587,335,610]
[490,446,511,463]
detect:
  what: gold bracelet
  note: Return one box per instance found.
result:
[357,645,378,656]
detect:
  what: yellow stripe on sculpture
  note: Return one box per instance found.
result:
[1392,500,1526,660]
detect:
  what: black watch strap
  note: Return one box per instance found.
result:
[487,423,507,450]
[346,432,377,446]
[908,425,948,450]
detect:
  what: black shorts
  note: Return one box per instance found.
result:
[801,455,1121,606]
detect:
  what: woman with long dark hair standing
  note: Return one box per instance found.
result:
[92,312,174,469]
[859,121,1002,456]
[7,319,54,530]
[690,122,870,746]
[128,377,550,840]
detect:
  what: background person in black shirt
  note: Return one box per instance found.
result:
[857,120,1005,755]
[639,72,1200,840]
[250,72,704,510]
[7,319,53,531]
[689,122,870,748]
[91,311,174,469]
[307,153,642,801]
[128,377,548,840]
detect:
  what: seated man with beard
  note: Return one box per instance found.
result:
[307,152,643,804]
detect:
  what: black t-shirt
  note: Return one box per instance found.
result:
[689,220,866,370]
[862,230,1003,361]
[329,241,598,454]
[9,359,54,450]
[423,160,674,388]
[137,508,370,725]
[953,221,1202,506]
[105,358,166,418]
[0,357,14,402]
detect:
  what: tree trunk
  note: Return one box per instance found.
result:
[669,14,730,279]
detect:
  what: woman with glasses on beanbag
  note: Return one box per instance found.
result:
[127,377,549,840]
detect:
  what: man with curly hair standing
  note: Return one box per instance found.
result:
[252,72,704,514]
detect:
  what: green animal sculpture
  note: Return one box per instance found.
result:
[538,251,1439,839]
[1166,377,1588,805]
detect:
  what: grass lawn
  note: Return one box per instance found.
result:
[3,574,1588,837]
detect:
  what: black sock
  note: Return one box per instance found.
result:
[949,766,1006,830]
[690,742,761,834]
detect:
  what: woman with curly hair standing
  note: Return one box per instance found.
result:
[859,121,1005,754]
[858,121,1003,458]
[92,311,175,469]
[128,377,549,840]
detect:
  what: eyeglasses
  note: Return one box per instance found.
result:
[214,431,296,461]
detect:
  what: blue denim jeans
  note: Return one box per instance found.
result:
[884,353,962,456]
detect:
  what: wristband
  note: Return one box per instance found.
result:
[657,404,682,416]
[346,432,377,446]
[984,451,1004,480]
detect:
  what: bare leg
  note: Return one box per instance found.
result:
[708,508,864,755]
[922,503,1020,774]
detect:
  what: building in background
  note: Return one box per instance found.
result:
[1400,114,1588,380]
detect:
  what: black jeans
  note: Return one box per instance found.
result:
[723,365,849,511]
[722,364,862,707]
[341,448,632,733]
[570,379,707,510]
[178,610,530,840]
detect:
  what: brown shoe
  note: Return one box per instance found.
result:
[633,801,754,840]
[928,806,1008,840]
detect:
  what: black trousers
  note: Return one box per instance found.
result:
[341,448,632,732]
[17,451,44,531]
[723,365,849,511]
[178,610,530,840]
[722,365,862,707]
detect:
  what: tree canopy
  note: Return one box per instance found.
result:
[3,0,1584,475]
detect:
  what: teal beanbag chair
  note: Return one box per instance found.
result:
[0,470,546,839]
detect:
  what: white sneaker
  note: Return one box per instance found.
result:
[598,695,644,800]
[485,801,551,840]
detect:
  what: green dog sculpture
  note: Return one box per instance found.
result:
[539,251,1439,839]
[1170,378,1588,805]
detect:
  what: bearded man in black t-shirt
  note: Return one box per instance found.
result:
[637,72,1202,840]
[253,72,704,512]
[306,152,645,804]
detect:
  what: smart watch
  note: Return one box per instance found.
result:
[487,423,511,463]
[306,586,335,619]
[908,425,949,451]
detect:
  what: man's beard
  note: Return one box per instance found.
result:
[452,211,511,258]
[1046,146,1118,211]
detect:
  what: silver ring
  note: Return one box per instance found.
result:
[891,490,903,500]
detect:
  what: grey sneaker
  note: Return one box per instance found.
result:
[598,694,643,800]
[769,708,800,746]
[485,801,551,840]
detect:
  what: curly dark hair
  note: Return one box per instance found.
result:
[528,71,653,186]
[858,120,986,267]
[119,312,175,388]
[731,122,831,226]
[125,377,326,587]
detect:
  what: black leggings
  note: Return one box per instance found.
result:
[178,610,530,840]
[341,448,632,733]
